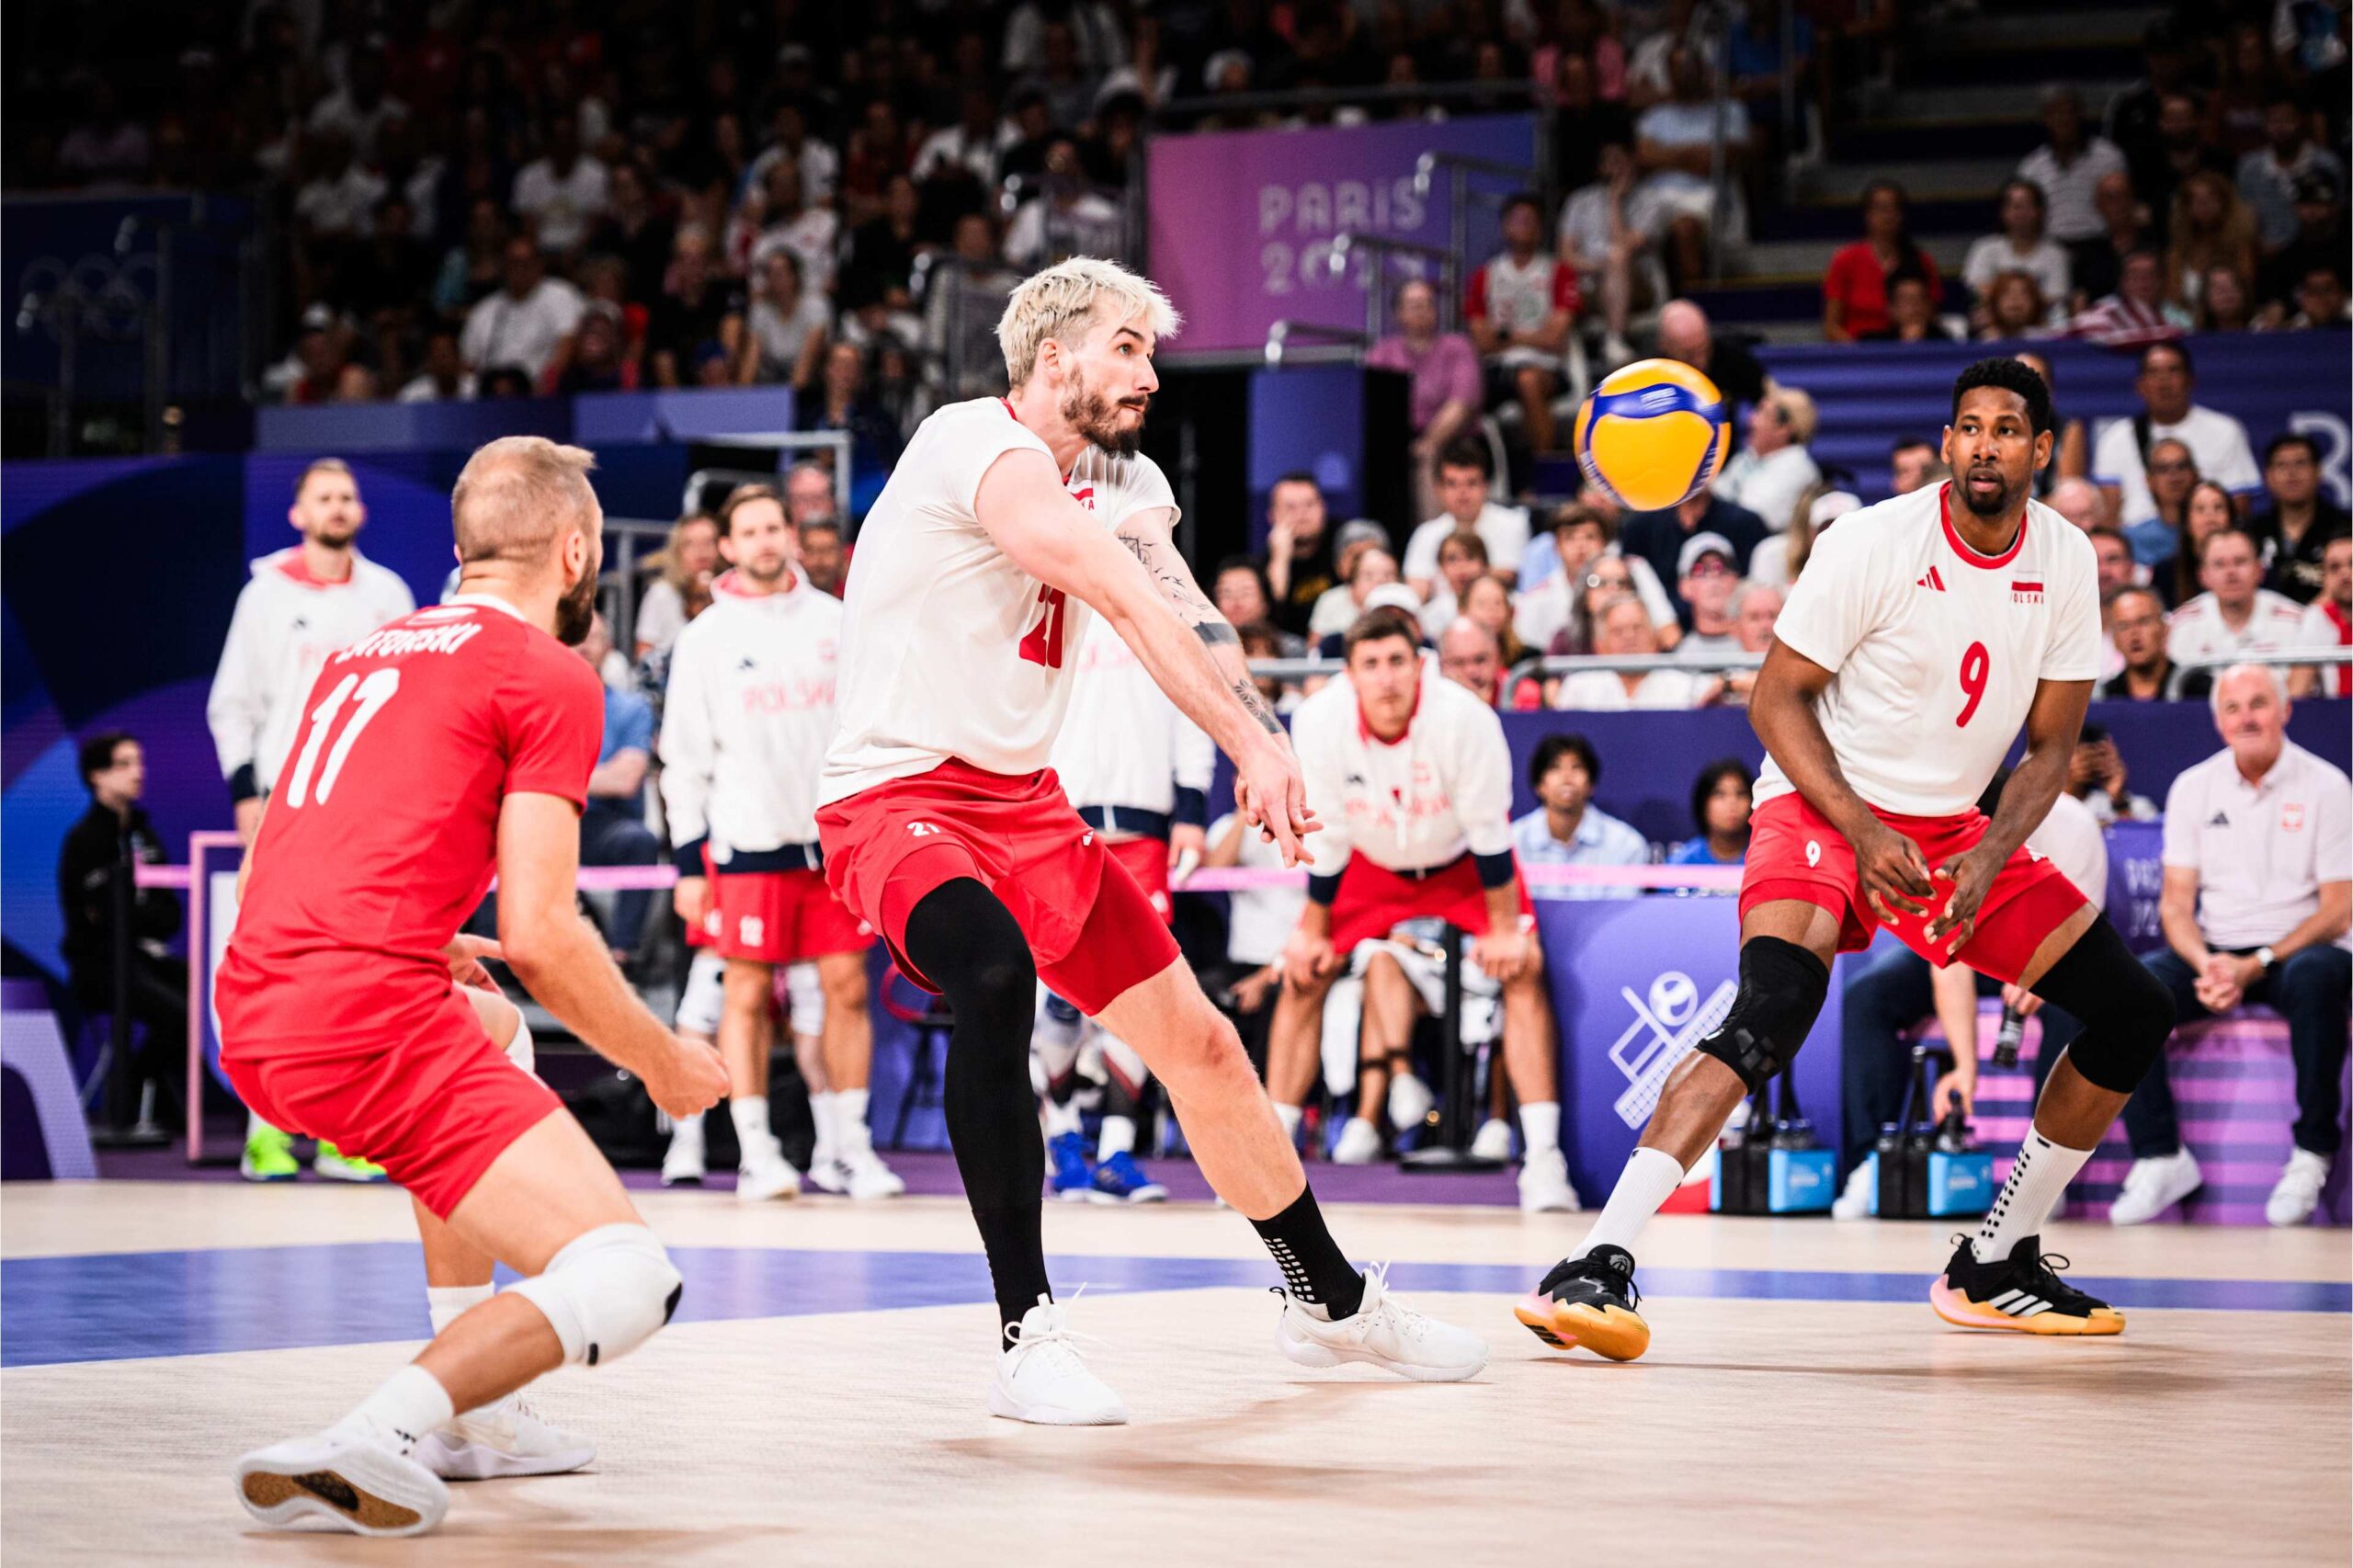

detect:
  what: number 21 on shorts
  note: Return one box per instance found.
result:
[1954,641,1989,727]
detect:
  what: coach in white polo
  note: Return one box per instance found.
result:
[2111,664,2352,1229]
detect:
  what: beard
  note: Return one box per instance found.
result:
[554,570,598,646]
[1062,367,1143,458]
[1959,467,2024,520]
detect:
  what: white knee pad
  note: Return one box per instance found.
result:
[506,1223,682,1369]
[676,949,725,1038]
[1097,1031,1150,1094]
[784,961,824,1039]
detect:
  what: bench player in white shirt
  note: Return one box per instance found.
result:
[659,485,899,1203]
[814,259,1483,1425]
[1033,612,1217,1205]
[1520,360,2179,1359]
[208,456,415,1185]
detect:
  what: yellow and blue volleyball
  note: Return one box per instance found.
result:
[1573,358,1730,512]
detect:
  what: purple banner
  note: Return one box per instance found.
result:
[1146,115,1536,356]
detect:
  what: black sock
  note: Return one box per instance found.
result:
[1251,1184,1364,1317]
[904,878,1052,1339]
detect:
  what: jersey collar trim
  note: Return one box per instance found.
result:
[711,567,798,599]
[272,547,360,587]
[1938,482,2029,570]
[446,593,529,622]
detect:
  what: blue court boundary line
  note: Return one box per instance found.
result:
[3,1244,2345,1369]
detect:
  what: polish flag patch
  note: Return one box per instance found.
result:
[2011,579,2044,604]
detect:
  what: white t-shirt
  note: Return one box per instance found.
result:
[2165,589,2308,664]
[1756,483,2103,817]
[2161,740,2353,952]
[293,166,387,236]
[1289,669,1514,875]
[2015,138,2129,243]
[1552,668,1711,710]
[2028,790,2109,915]
[1049,613,1215,820]
[460,279,585,380]
[2090,403,2262,528]
[1403,502,1531,584]
[1711,444,1821,533]
[820,398,1179,804]
[2297,599,2349,697]
[1557,181,1663,255]
[1211,812,1306,966]
[1961,234,2073,314]
[511,156,610,253]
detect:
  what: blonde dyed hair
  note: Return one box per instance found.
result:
[996,257,1182,388]
[452,436,600,565]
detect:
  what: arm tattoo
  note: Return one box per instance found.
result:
[1232,678,1285,735]
[1194,620,1241,647]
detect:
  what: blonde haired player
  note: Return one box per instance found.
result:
[816,257,1485,1423]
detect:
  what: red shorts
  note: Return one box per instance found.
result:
[1739,793,2089,984]
[1107,835,1174,925]
[704,856,870,965]
[816,761,1180,1017]
[219,976,561,1220]
[1328,853,1533,955]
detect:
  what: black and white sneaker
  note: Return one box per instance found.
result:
[1513,1244,1650,1360]
[1931,1234,2125,1336]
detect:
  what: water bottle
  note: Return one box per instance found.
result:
[1992,1005,2027,1069]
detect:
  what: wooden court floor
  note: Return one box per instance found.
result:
[3,1182,2346,1566]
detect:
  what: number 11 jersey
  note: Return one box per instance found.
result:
[1754,483,2102,819]
[218,594,603,1058]
[819,397,1179,807]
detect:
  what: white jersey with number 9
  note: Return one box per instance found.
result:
[819,397,1180,807]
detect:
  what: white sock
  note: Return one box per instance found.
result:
[1973,1129,2095,1264]
[1098,1114,1136,1160]
[670,1110,704,1144]
[1043,1096,1084,1139]
[835,1087,871,1152]
[1274,1102,1303,1139]
[730,1096,772,1159]
[808,1092,837,1160]
[336,1364,455,1456]
[425,1283,495,1337]
[1580,1147,1687,1258]
[1518,1100,1562,1155]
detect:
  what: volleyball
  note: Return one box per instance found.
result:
[1573,358,1731,512]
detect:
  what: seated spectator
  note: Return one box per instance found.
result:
[1717,580,1785,706]
[460,235,585,385]
[1236,620,1304,716]
[1824,179,1940,342]
[734,248,830,386]
[796,341,906,480]
[2255,434,2353,604]
[2120,437,2200,576]
[2255,172,2347,316]
[2170,525,2311,664]
[645,225,743,389]
[587,159,676,309]
[2094,584,2211,701]
[1511,733,1649,901]
[1213,557,1306,657]
[1749,484,1858,592]
[1310,542,1404,643]
[2064,722,2158,825]
[1403,440,1530,596]
[1514,503,1679,653]
[2113,665,2351,1228]
[785,461,839,531]
[1963,180,2073,326]
[1459,575,1542,707]
[2196,266,2256,331]
[2237,95,2346,255]
[636,512,720,662]
[2046,476,2111,534]
[1620,485,1768,625]
[1005,138,1122,268]
[1366,278,1483,516]
[1670,534,1743,663]
[2291,534,2351,699]
[2170,479,2243,607]
[2130,90,2233,244]
[57,731,185,1130]
[1667,758,1755,866]
[1555,142,1659,364]
[1552,594,1718,710]
[1870,267,1962,343]
[2087,528,2138,672]
[1259,473,1336,638]
[1635,46,1750,290]
[1711,385,1821,533]
[2165,171,2258,313]
[799,517,848,598]
[2279,263,2350,329]
[1437,616,1517,709]
[511,108,609,256]
[923,212,1022,403]
[2013,351,2091,488]
[554,301,639,393]
[1975,271,2052,341]
[398,328,476,403]
[574,615,660,962]
[738,159,838,298]
[2094,341,2260,549]
[1889,436,1944,496]
[1654,299,1769,429]
[1420,529,1493,639]
[1466,192,1581,456]
[2068,170,2152,308]
[2068,248,2190,347]
[2017,85,2128,247]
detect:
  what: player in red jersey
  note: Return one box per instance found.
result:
[817,258,1484,1424]
[1518,360,2178,1359]
[218,437,727,1537]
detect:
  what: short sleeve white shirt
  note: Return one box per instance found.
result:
[2297,599,2349,697]
[1756,483,2102,817]
[1552,668,1711,710]
[820,398,1179,804]
[1403,502,1531,583]
[2165,590,2309,664]
[2160,740,2353,952]
[1289,669,1515,875]
[2091,403,2262,528]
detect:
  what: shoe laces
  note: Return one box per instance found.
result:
[2018,1250,2102,1313]
[1005,1289,1103,1373]
[1339,1263,1433,1346]
[1540,1250,1641,1310]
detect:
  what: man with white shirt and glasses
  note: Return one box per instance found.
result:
[2111,665,2351,1227]
[2092,342,2260,536]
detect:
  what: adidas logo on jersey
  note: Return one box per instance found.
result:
[1915,567,1949,591]
[2208,810,2231,827]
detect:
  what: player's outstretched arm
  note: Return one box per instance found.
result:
[1749,639,1934,924]
[972,449,1316,865]
[1109,504,1291,742]
[494,792,726,1117]
[1925,675,2091,953]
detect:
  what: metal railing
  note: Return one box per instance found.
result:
[1412,151,1539,324]
[1245,647,2350,683]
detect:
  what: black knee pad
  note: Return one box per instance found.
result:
[2027,915,2177,1095]
[1693,936,1831,1092]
